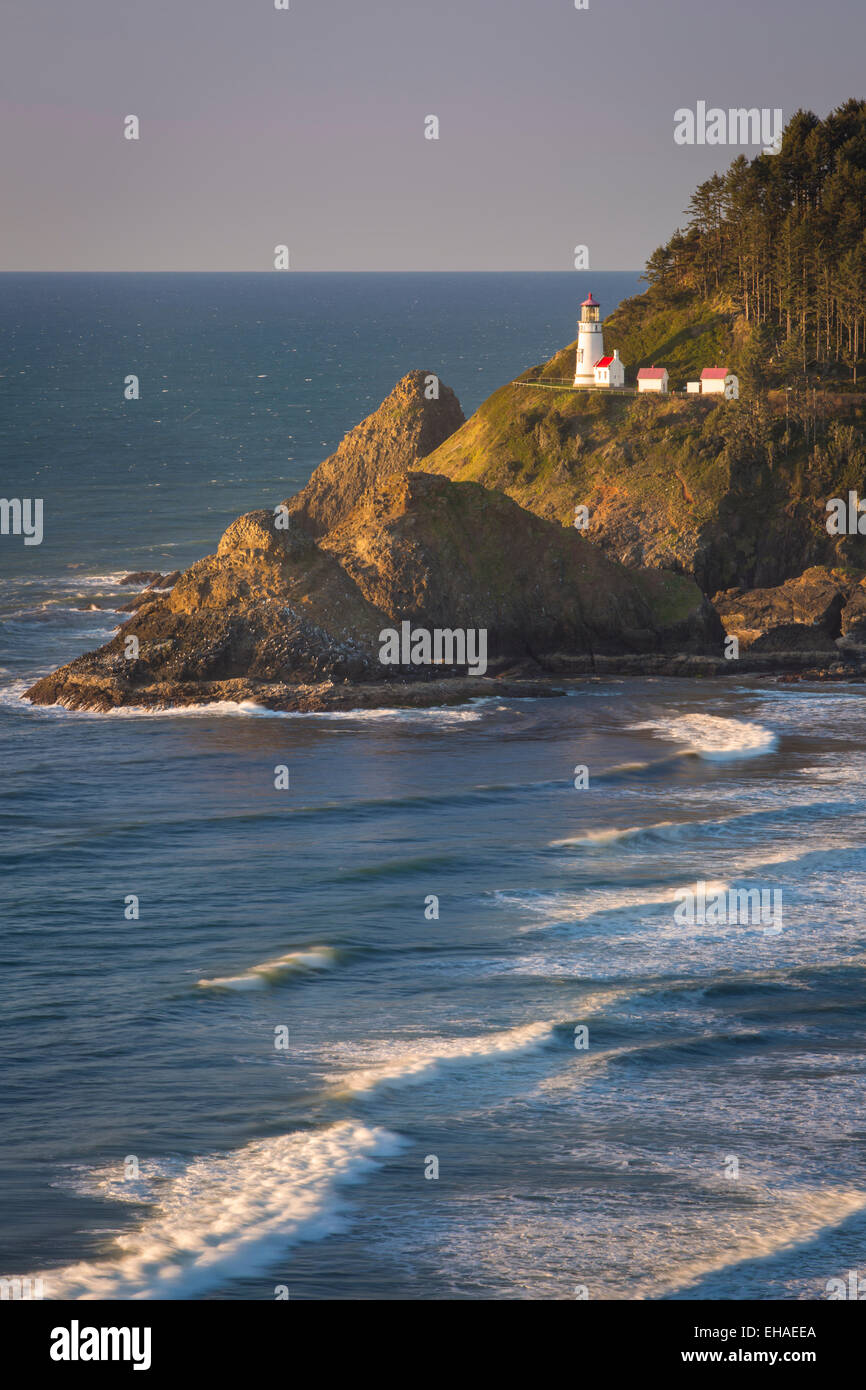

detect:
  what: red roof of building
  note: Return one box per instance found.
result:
[582,293,599,307]
[637,367,668,379]
[595,356,614,368]
[701,367,729,379]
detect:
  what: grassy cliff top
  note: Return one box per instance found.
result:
[424,324,866,594]
[529,287,739,391]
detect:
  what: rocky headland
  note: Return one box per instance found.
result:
[26,366,731,713]
[24,359,866,714]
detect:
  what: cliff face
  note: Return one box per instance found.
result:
[319,469,718,658]
[25,479,719,712]
[423,353,866,595]
[25,373,722,713]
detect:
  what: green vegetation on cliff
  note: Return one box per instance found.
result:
[425,363,866,595]
[601,290,737,390]
[536,294,736,391]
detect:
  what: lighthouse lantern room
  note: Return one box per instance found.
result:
[573,292,605,388]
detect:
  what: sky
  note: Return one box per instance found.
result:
[0,0,864,272]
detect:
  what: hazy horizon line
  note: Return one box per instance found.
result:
[0,268,643,276]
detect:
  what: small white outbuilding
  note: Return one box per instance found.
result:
[637,366,669,393]
[701,368,737,396]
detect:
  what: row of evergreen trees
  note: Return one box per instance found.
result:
[645,100,866,382]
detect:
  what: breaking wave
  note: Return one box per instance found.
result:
[197,947,338,991]
[13,1123,406,1300]
[630,713,778,760]
[551,820,709,847]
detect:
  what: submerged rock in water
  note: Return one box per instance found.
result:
[120,570,165,587]
[118,571,182,611]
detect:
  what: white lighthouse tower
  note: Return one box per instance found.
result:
[573,292,605,388]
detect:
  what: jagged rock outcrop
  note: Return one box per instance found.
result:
[712,565,866,653]
[286,370,464,537]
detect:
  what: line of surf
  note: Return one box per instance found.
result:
[499,836,853,931]
[328,1020,558,1096]
[550,800,857,849]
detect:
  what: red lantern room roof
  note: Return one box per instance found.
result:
[582,293,599,307]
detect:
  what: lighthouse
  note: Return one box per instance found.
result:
[573,292,605,388]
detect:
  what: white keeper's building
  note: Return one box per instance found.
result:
[594,350,625,388]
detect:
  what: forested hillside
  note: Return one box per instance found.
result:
[633,100,866,385]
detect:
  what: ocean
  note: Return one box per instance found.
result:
[2,273,866,1301]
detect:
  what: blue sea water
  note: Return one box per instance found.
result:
[2,273,866,1301]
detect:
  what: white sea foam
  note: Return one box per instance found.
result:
[505,836,852,935]
[0,686,485,723]
[600,759,656,774]
[328,1020,557,1095]
[2,572,131,598]
[300,705,485,724]
[630,713,777,760]
[42,572,130,590]
[12,1122,405,1300]
[72,573,130,587]
[53,1158,184,1206]
[197,947,337,991]
[419,1169,866,1300]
